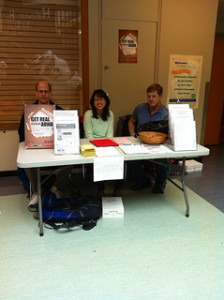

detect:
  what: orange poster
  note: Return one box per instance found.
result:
[24,104,55,149]
[118,29,138,63]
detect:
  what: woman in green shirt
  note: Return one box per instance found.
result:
[83,89,114,139]
[83,89,121,197]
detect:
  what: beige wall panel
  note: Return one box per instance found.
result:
[158,0,219,143]
[102,20,157,129]
[102,0,159,22]
[88,0,102,97]
[0,131,19,171]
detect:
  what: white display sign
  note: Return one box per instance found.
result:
[54,110,80,155]
[94,156,124,182]
[168,104,197,151]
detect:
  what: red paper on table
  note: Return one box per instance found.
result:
[89,139,119,147]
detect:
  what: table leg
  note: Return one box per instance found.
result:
[167,158,190,217]
[37,167,44,236]
[180,158,190,217]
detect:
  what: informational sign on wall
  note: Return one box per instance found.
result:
[118,29,138,63]
[167,55,203,108]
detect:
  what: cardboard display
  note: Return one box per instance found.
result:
[102,197,124,218]
[25,104,55,149]
[178,159,203,172]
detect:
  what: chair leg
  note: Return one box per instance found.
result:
[27,182,32,199]
[124,162,127,181]
[82,165,85,179]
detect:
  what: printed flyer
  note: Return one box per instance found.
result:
[167,55,203,108]
[54,110,80,155]
[118,29,138,63]
[24,104,55,149]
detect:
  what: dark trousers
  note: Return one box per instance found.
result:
[97,180,122,192]
[129,159,168,186]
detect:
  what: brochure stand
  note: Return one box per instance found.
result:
[54,110,80,155]
[169,104,197,151]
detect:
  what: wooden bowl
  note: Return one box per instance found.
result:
[139,131,167,145]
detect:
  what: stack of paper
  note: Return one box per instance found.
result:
[95,146,120,157]
[114,138,131,145]
[102,197,124,218]
[80,144,96,157]
[119,144,172,155]
[178,159,203,172]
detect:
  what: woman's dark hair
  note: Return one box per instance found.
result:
[90,89,111,121]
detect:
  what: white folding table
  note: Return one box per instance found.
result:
[17,138,210,236]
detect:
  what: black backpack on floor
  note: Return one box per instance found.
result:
[34,191,102,231]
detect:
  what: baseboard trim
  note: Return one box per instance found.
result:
[0,170,18,177]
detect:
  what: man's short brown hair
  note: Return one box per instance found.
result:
[146,83,163,96]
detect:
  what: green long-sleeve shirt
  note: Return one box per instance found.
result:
[83,110,114,139]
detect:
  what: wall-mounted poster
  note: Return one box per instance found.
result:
[118,30,138,63]
[167,55,203,108]
[25,104,55,149]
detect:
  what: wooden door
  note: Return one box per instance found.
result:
[102,20,157,126]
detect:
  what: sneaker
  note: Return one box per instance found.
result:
[97,190,105,198]
[113,189,121,197]
[28,193,38,210]
[131,181,151,191]
[152,183,165,194]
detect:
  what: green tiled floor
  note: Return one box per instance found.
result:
[0,181,224,300]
